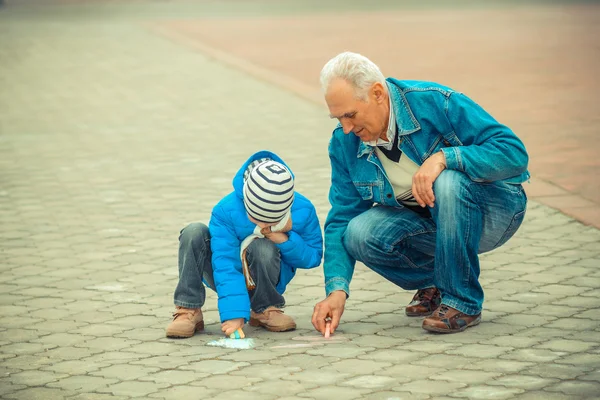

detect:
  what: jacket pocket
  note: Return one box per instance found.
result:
[354,184,374,201]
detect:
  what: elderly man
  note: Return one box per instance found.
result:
[312,52,529,334]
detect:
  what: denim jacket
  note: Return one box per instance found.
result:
[324,78,529,296]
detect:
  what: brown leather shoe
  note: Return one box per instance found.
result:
[422,304,481,333]
[166,307,204,338]
[405,287,441,317]
[249,307,296,332]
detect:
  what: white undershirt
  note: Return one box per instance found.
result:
[370,92,420,206]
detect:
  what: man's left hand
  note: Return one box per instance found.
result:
[412,151,446,208]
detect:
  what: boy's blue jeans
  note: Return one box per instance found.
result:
[343,170,527,315]
[173,223,284,314]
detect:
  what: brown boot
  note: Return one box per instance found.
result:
[422,304,481,333]
[249,307,296,332]
[405,287,441,317]
[166,307,204,338]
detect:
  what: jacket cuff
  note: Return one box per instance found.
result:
[441,147,463,172]
[325,277,350,298]
[219,309,250,324]
[276,231,301,252]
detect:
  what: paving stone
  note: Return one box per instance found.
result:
[452,386,524,399]
[204,390,275,400]
[0,382,27,397]
[91,364,160,380]
[191,374,262,390]
[68,394,131,400]
[413,354,476,369]
[270,354,339,369]
[430,370,501,384]
[500,348,566,363]
[522,363,591,380]
[394,379,466,395]
[555,353,600,367]
[41,359,108,374]
[2,342,58,357]
[99,381,170,397]
[544,318,598,331]
[526,304,580,318]
[299,386,371,400]
[356,349,423,363]
[445,344,513,358]
[148,385,219,399]
[545,380,600,397]
[76,337,141,351]
[535,339,597,352]
[3,387,72,400]
[180,360,250,375]
[139,369,200,385]
[485,336,543,348]
[246,379,317,395]
[487,374,558,390]
[580,370,600,382]
[513,391,578,400]
[329,359,391,374]
[464,359,535,373]
[47,375,119,392]
[360,392,431,400]
[8,369,68,386]
[340,375,397,389]
[493,314,557,327]
[31,332,93,347]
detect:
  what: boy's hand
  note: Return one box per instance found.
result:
[221,318,244,336]
[263,232,288,244]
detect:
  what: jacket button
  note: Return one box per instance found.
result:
[386,194,392,198]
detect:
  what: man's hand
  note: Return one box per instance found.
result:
[221,318,244,336]
[312,290,346,336]
[412,151,446,208]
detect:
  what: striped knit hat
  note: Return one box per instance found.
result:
[243,159,294,223]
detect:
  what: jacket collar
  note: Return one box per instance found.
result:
[357,79,421,158]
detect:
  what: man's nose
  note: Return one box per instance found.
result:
[341,120,354,134]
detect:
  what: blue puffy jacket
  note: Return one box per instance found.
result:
[209,151,323,323]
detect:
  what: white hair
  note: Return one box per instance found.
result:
[320,51,387,100]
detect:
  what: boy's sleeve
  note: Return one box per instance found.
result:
[209,204,251,323]
[276,205,323,270]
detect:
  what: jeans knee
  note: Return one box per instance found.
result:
[179,222,210,249]
[247,238,279,265]
[432,170,473,209]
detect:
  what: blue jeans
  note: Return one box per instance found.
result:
[173,223,284,314]
[343,170,527,315]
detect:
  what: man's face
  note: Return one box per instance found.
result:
[325,78,389,142]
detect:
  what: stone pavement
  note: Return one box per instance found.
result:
[0,1,599,399]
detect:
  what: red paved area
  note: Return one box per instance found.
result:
[156,4,600,227]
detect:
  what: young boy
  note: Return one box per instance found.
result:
[166,151,323,338]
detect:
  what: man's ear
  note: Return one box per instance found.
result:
[371,82,386,104]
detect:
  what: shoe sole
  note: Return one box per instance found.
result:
[249,318,296,332]
[422,316,481,334]
[166,321,204,338]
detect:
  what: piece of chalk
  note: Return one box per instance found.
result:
[229,328,245,339]
[324,322,331,339]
